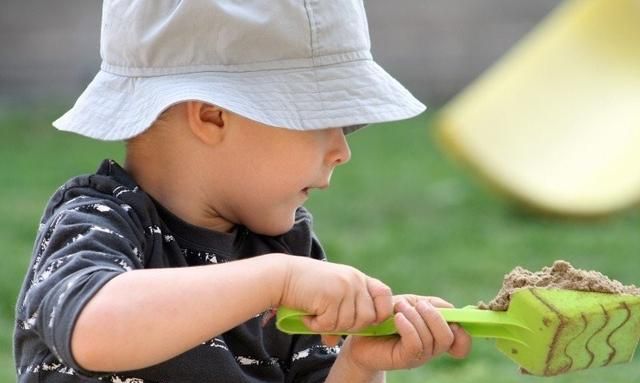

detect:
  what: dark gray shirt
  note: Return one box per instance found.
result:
[14,160,338,383]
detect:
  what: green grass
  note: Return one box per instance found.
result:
[2,108,639,382]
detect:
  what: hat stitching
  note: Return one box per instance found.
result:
[99,59,386,85]
[86,95,417,121]
[147,92,414,115]
[303,0,318,60]
[137,72,396,95]
[100,51,374,77]
[83,85,419,117]
[302,0,323,130]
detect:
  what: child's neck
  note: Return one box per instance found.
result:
[124,149,236,234]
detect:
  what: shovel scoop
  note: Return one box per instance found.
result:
[276,288,640,376]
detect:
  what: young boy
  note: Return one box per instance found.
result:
[14,1,471,382]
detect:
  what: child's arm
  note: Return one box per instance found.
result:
[71,253,282,371]
[71,253,393,372]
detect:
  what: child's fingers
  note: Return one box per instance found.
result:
[426,296,454,309]
[304,301,340,333]
[448,324,472,359]
[415,300,454,356]
[393,311,427,362]
[352,291,377,330]
[422,297,470,358]
[395,300,432,357]
[367,278,393,324]
[335,292,357,331]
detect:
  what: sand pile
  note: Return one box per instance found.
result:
[479,260,640,311]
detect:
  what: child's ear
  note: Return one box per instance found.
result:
[186,101,226,145]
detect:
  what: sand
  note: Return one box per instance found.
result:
[479,260,640,311]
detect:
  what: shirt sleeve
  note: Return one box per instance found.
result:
[18,197,145,377]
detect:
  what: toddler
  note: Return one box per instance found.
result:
[14,1,471,382]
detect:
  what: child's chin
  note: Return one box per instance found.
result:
[248,216,295,237]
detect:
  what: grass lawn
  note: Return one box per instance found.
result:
[1,107,639,382]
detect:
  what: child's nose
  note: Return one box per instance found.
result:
[327,128,351,166]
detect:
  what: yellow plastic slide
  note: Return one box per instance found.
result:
[435,0,640,216]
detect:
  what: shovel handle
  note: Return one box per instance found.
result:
[276,306,528,344]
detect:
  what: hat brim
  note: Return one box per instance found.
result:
[53,59,426,140]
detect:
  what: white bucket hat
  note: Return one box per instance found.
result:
[53,0,426,140]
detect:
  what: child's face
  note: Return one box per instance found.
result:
[212,113,351,236]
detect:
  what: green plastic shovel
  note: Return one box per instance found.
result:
[276,288,640,376]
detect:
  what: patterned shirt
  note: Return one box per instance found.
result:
[14,160,339,383]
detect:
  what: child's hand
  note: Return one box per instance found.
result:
[278,257,394,338]
[340,295,472,372]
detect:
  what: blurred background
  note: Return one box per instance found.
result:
[2,1,639,382]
